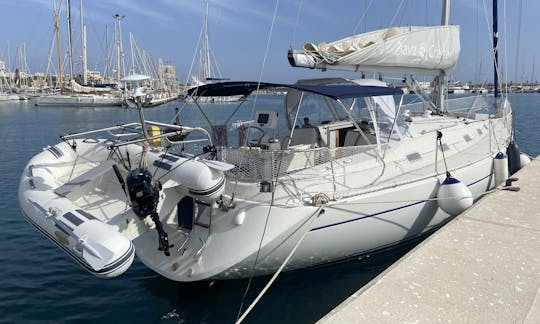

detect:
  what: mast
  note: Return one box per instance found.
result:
[434,0,450,111]
[441,0,450,25]
[104,24,110,80]
[492,0,499,97]
[6,41,11,75]
[113,14,126,80]
[66,0,74,81]
[129,32,135,75]
[203,0,211,81]
[80,0,87,85]
[53,0,63,88]
[531,56,536,85]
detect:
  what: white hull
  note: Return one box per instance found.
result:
[123,92,179,108]
[0,94,21,101]
[36,94,122,107]
[18,100,513,281]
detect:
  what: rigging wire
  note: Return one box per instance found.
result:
[397,0,409,27]
[290,0,304,48]
[481,0,503,95]
[183,12,206,91]
[352,0,374,35]
[388,0,407,28]
[245,0,280,144]
[235,4,282,315]
[513,0,523,83]
[235,206,323,324]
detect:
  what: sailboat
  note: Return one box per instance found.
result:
[121,34,181,108]
[36,0,122,107]
[0,78,21,101]
[19,0,528,282]
[183,0,244,103]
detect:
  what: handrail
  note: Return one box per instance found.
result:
[60,120,214,147]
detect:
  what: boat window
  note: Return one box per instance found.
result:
[287,92,341,128]
[348,95,408,143]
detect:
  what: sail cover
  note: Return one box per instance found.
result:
[288,25,460,75]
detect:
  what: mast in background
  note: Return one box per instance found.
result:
[80,0,87,85]
[113,14,126,80]
[66,0,74,81]
[53,0,63,87]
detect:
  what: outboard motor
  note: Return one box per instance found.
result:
[126,168,172,256]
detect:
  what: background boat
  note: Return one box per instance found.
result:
[182,0,244,103]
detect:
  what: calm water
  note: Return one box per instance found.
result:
[1,94,538,323]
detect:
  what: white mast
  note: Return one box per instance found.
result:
[202,0,211,81]
[129,32,136,75]
[80,0,87,84]
[53,0,63,88]
[113,14,126,80]
[104,24,110,80]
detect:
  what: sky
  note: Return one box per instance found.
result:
[0,0,538,84]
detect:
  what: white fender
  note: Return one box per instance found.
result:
[437,176,473,216]
[520,152,531,168]
[234,210,246,225]
[493,152,509,186]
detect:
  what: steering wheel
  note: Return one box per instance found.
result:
[247,126,267,146]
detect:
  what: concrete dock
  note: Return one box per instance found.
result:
[319,158,540,323]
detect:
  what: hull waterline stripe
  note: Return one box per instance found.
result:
[310,173,491,232]
[467,173,492,186]
[310,200,427,232]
